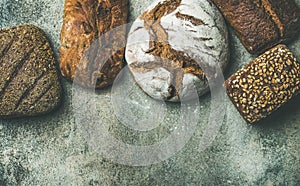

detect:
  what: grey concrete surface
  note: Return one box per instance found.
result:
[0,0,299,185]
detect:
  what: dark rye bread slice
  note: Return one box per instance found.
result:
[225,45,300,124]
[212,0,300,54]
[60,0,128,88]
[0,24,62,118]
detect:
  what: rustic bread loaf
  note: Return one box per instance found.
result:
[126,0,229,102]
[0,24,62,118]
[225,45,300,124]
[212,0,300,54]
[60,0,128,88]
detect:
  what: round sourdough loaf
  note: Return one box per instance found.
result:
[125,0,229,102]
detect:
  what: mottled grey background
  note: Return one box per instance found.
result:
[0,0,300,185]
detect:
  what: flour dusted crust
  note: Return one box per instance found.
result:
[126,0,229,102]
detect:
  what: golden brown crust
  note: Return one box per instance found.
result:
[59,0,128,88]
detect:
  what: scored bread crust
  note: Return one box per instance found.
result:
[126,0,229,102]
[60,0,128,88]
[0,24,62,118]
[212,0,300,54]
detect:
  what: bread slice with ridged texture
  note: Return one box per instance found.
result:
[0,24,62,118]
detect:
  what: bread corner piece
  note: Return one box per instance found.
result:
[225,44,300,124]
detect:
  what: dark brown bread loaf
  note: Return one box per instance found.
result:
[60,0,128,88]
[212,0,300,54]
[0,24,62,118]
[225,45,300,124]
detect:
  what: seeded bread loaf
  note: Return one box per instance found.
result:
[0,24,62,118]
[225,45,300,123]
[60,0,128,88]
[212,0,300,54]
[126,0,229,102]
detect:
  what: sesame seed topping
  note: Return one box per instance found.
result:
[225,45,300,124]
